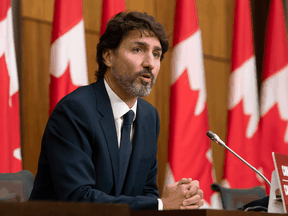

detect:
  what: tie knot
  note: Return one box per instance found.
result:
[123,110,134,125]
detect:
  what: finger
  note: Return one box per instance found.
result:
[186,189,203,199]
[185,180,199,191]
[190,180,199,188]
[185,186,201,199]
[183,199,205,208]
[187,180,200,194]
[182,195,202,206]
[198,189,203,199]
[180,183,192,193]
[177,178,192,186]
[181,179,199,192]
[198,199,205,207]
[180,204,200,210]
[185,187,196,198]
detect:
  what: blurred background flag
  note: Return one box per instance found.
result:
[49,0,88,115]
[0,0,22,173]
[222,0,262,189]
[260,0,288,192]
[165,0,215,207]
[100,0,126,36]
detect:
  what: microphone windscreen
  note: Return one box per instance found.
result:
[206,131,214,139]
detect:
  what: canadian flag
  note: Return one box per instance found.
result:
[222,0,262,188]
[0,0,22,172]
[49,0,88,115]
[260,0,288,192]
[166,0,214,207]
[100,0,126,36]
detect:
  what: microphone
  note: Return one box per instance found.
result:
[206,131,271,187]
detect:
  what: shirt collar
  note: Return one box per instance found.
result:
[104,79,137,121]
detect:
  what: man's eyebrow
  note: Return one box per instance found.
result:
[133,41,162,52]
[154,46,162,52]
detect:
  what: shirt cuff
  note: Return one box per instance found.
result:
[157,198,163,211]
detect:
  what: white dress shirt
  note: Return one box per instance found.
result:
[103,79,163,210]
[104,79,137,147]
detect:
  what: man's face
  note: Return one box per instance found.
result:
[110,30,162,97]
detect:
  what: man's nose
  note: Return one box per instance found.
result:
[142,53,155,70]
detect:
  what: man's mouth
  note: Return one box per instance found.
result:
[136,71,155,86]
[139,74,152,85]
[141,73,152,79]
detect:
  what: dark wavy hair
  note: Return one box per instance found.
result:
[95,11,169,79]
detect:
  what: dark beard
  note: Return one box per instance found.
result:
[112,67,155,97]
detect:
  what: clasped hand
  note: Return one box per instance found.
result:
[161,178,204,210]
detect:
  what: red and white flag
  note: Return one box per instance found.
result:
[222,0,262,188]
[49,0,88,115]
[166,0,214,207]
[260,0,288,192]
[0,0,22,173]
[100,0,126,36]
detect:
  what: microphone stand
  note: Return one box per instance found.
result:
[206,131,271,187]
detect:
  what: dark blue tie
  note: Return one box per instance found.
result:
[118,110,134,195]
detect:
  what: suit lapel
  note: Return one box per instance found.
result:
[122,100,147,195]
[94,79,120,191]
[94,80,149,196]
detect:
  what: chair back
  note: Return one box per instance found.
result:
[0,170,34,202]
[211,183,266,210]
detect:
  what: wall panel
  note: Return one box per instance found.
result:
[204,58,230,183]
[22,0,54,22]
[153,0,175,193]
[155,0,176,48]
[85,32,99,83]
[83,0,102,32]
[196,0,234,59]
[154,50,173,194]
[22,0,46,20]
[126,0,156,16]
[43,0,54,22]
[21,19,51,175]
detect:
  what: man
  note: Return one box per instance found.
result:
[30,11,204,210]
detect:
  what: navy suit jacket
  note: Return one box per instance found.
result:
[30,78,160,210]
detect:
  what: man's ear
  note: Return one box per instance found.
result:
[102,48,113,67]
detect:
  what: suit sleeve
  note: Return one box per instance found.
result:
[44,98,158,210]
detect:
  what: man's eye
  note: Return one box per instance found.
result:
[133,48,141,53]
[153,52,160,58]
